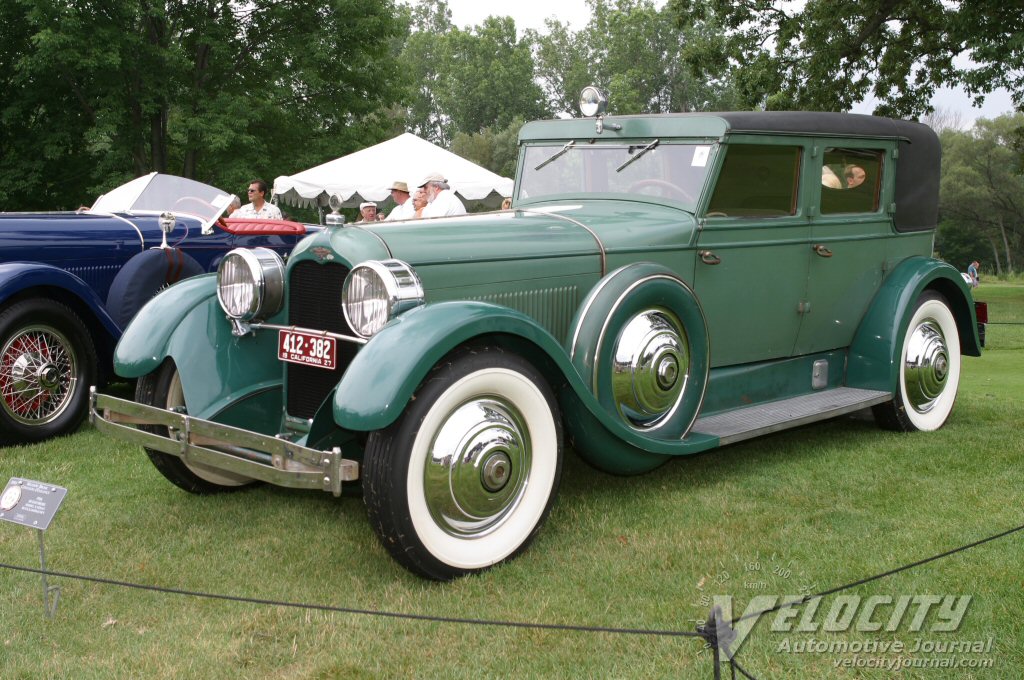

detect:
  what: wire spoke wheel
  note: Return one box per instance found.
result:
[0,325,78,425]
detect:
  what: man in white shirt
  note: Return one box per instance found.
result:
[385,181,415,221]
[234,179,283,219]
[417,172,467,218]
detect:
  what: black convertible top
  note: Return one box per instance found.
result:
[716,111,941,232]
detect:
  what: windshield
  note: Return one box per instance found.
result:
[518,142,713,211]
[91,173,234,227]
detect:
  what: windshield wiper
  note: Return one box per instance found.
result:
[534,141,576,171]
[616,139,660,173]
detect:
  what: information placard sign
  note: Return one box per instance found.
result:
[0,478,67,531]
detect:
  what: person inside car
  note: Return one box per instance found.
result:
[234,179,283,219]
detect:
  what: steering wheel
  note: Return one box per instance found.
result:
[173,196,218,214]
[627,179,695,203]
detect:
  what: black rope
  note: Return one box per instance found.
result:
[0,561,700,639]
[733,520,1024,625]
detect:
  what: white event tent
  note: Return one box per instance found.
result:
[273,133,513,212]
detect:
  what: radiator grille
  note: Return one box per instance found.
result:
[286,261,356,419]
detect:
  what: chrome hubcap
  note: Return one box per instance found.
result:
[0,327,77,425]
[612,309,689,428]
[904,320,949,414]
[424,399,531,538]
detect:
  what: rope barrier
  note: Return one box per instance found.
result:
[0,561,700,639]
[2,520,1020,680]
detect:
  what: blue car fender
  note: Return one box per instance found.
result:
[0,261,120,338]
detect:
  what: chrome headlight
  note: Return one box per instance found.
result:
[216,247,285,321]
[342,259,424,338]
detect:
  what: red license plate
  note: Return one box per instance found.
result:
[278,330,337,370]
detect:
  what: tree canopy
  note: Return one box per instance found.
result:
[532,0,740,116]
[0,0,407,210]
[669,0,1024,118]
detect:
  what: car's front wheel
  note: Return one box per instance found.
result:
[363,348,563,580]
[136,359,256,493]
[873,291,961,432]
[0,299,97,444]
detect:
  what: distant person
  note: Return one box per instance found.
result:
[225,195,241,216]
[967,260,980,288]
[412,188,428,218]
[501,197,512,210]
[385,181,415,221]
[234,179,283,219]
[417,172,467,217]
[356,201,378,223]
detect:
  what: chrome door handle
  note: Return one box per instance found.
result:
[699,250,721,265]
[812,244,833,258]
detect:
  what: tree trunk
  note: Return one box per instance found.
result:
[989,238,1003,276]
[998,215,1013,274]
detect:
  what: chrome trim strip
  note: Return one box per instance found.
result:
[91,212,146,251]
[90,390,358,495]
[250,322,368,345]
[568,265,635,361]
[514,208,607,278]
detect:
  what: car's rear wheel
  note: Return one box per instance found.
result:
[873,291,961,432]
[137,359,256,493]
[363,348,563,580]
[0,299,97,444]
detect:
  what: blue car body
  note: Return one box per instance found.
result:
[0,173,314,444]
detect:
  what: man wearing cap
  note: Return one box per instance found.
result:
[417,172,467,218]
[356,201,378,222]
[385,181,415,221]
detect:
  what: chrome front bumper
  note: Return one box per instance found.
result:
[89,388,359,496]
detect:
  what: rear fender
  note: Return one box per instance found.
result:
[848,257,981,392]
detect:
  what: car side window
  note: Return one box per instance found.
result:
[706,145,802,217]
[820,148,884,214]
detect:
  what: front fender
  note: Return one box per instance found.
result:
[0,262,119,337]
[332,301,719,463]
[333,301,565,431]
[848,257,981,392]
[114,273,283,422]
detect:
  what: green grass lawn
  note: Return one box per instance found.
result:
[2,285,1022,679]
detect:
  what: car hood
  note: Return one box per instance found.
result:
[363,199,697,279]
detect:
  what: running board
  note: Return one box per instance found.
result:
[691,387,892,446]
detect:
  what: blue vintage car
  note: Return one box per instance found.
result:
[0,173,311,444]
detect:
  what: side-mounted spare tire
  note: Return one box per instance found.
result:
[106,248,205,329]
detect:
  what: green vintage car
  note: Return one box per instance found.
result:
[92,92,982,580]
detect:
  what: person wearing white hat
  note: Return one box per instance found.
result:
[417,172,467,218]
[385,180,415,221]
[356,201,378,223]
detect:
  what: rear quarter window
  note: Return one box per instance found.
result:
[820,148,884,214]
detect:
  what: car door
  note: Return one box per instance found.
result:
[694,140,812,367]
[793,143,892,355]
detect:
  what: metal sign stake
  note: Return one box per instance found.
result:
[1,478,68,620]
[37,528,61,619]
